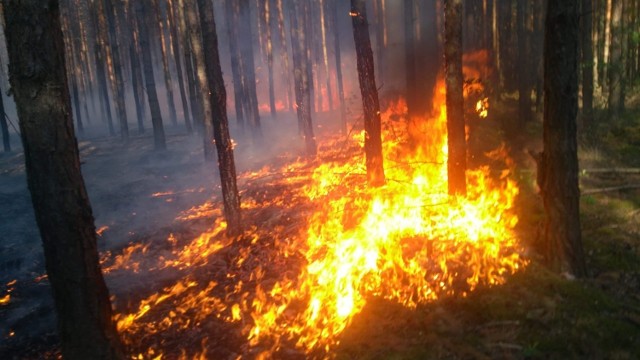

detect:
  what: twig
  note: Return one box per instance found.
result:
[582,184,640,195]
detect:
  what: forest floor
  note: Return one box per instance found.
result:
[2,97,640,359]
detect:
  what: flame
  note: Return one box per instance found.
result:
[476,97,489,118]
[109,80,525,357]
[0,294,10,306]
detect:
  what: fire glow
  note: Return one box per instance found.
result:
[109,81,526,357]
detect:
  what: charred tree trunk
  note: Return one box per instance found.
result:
[417,0,439,115]
[444,0,467,196]
[177,0,203,133]
[91,0,115,136]
[135,0,166,150]
[581,0,594,124]
[153,0,179,126]
[184,0,216,159]
[541,0,586,277]
[264,0,277,117]
[129,35,146,134]
[290,0,317,155]
[238,0,262,139]
[104,0,129,141]
[332,0,346,133]
[404,0,418,118]
[3,1,126,358]
[351,0,385,187]
[196,0,243,237]
[517,0,532,123]
[608,0,623,115]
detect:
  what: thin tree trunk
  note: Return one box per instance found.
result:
[136,0,166,150]
[264,0,277,117]
[417,0,439,114]
[517,0,532,123]
[226,0,246,130]
[0,88,10,152]
[608,0,623,115]
[582,0,594,124]
[276,0,294,111]
[404,0,418,118]
[332,0,346,133]
[351,0,385,187]
[91,0,115,136]
[184,0,216,159]
[104,0,129,141]
[3,1,126,358]
[603,0,613,86]
[541,0,586,277]
[177,0,203,133]
[169,0,193,133]
[238,0,263,139]
[320,0,333,112]
[129,41,145,134]
[196,0,243,237]
[153,0,178,127]
[290,0,317,155]
[444,0,466,196]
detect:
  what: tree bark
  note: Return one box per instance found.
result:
[225,0,246,130]
[541,0,587,277]
[290,0,317,155]
[581,0,594,124]
[444,0,467,196]
[264,0,277,117]
[3,1,126,358]
[168,0,193,133]
[135,0,167,150]
[238,0,263,139]
[517,0,532,123]
[152,0,179,127]
[90,0,115,136]
[196,0,243,237]
[0,87,10,152]
[351,0,385,187]
[332,0,346,133]
[404,0,418,118]
[177,0,203,133]
[103,0,129,141]
[608,0,624,115]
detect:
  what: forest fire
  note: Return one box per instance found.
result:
[105,81,525,358]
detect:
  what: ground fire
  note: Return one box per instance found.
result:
[103,81,526,358]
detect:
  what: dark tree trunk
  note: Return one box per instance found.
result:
[129,40,146,134]
[91,0,115,136]
[225,0,246,130]
[264,0,277,117]
[238,0,263,139]
[184,0,216,159]
[332,0,346,133]
[168,0,193,133]
[135,0,167,150]
[351,0,385,187]
[608,0,623,114]
[0,89,10,152]
[177,0,203,133]
[541,0,586,277]
[444,0,467,196]
[517,0,532,123]
[3,1,125,358]
[104,0,129,141]
[404,0,418,118]
[275,0,294,111]
[290,0,317,155]
[417,0,439,115]
[196,0,243,237]
[153,0,179,126]
[581,0,594,124]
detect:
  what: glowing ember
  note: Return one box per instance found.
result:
[0,294,10,306]
[96,225,109,237]
[476,97,489,118]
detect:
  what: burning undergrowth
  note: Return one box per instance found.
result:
[102,83,527,359]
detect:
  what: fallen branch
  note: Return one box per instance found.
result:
[581,168,640,174]
[582,184,640,195]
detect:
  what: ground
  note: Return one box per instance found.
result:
[1,99,640,359]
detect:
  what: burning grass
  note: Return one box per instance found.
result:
[102,81,527,358]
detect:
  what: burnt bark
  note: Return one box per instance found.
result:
[3,1,126,358]
[196,0,243,237]
[351,0,385,187]
[444,0,467,196]
[290,0,317,155]
[135,0,167,150]
[541,0,586,277]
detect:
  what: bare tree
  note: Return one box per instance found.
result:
[540,0,586,277]
[350,0,385,187]
[3,0,125,357]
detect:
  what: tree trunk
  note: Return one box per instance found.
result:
[417,0,439,115]
[541,0,587,277]
[517,0,532,123]
[3,1,126,358]
[608,0,623,115]
[332,0,346,133]
[351,0,385,187]
[168,0,193,133]
[177,0,203,133]
[129,39,146,134]
[290,0,317,155]
[581,0,594,124]
[319,0,333,112]
[225,0,246,130]
[275,0,294,111]
[104,0,129,141]
[0,88,10,152]
[153,0,179,127]
[196,0,243,237]
[135,0,167,150]
[184,0,216,159]
[264,0,277,117]
[444,0,467,196]
[404,0,418,118]
[90,0,115,136]
[238,0,263,139]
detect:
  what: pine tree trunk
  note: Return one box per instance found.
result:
[91,0,115,136]
[153,0,178,127]
[238,0,263,139]
[196,0,243,237]
[3,1,126,357]
[135,0,167,150]
[225,0,246,130]
[0,87,10,152]
[320,0,333,112]
[351,0,385,187]
[608,0,623,115]
[264,0,277,117]
[275,0,294,111]
[168,0,193,133]
[404,0,418,118]
[444,0,467,196]
[332,0,346,133]
[417,0,439,115]
[184,0,216,159]
[177,0,203,133]
[104,0,129,141]
[290,0,317,155]
[517,0,532,123]
[541,0,586,277]
[581,0,594,124]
